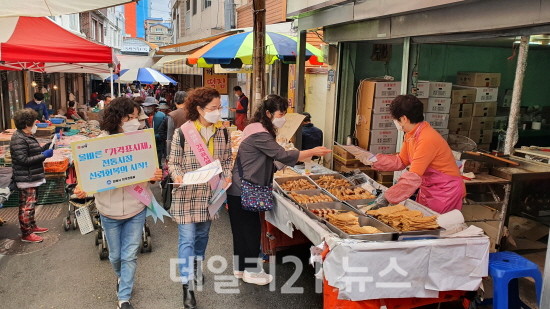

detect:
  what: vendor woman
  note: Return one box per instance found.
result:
[354,95,464,214]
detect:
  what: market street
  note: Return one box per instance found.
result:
[0,199,322,309]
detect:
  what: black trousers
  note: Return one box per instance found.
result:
[227,195,261,272]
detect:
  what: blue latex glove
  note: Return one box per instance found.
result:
[42,149,54,158]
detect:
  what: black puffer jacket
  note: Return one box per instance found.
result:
[10,130,47,183]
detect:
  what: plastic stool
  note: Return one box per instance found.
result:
[487,251,542,309]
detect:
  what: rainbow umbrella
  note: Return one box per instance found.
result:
[187,31,324,68]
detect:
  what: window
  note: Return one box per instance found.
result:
[192,0,197,15]
[204,0,211,9]
[91,19,97,40]
[98,22,104,43]
[186,0,190,11]
[185,11,191,29]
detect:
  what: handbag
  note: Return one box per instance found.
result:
[237,155,274,212]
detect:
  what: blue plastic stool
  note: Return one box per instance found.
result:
[487,251,542,309]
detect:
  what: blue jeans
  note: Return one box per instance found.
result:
[100,208,146,301]
[178,221,212,284]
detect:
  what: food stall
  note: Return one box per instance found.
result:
[265,163,489,308]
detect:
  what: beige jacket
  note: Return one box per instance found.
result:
[94,182,148,219]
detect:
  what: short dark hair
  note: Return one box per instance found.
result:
[185,87,221,121]
[233,86,242,92]
[389,95,424,123]
[133,97,145,105]
[251,94,289,138]
[174,91,187,105]
[34,93,44,101]
[301,112,312,122]
[14,109,38,130]
[104,93,112,99]
[68,101,76,108]
[100,97,140,135]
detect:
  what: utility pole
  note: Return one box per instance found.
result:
[252,0,266,113]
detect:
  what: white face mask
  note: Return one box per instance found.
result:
[203,109,221,124]
[393,119,404,132]
[121,118,140,132]
[31,124,37,134]
[272,116,286,128]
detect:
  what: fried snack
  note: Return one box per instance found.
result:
[313,211,382,235]
[314,175,352,189]
[311,208,340,218]
[328,187,376,201]
[274,168,301,178]
[289,192,332,204]
[367,204,439,231]
[280,179,317,191]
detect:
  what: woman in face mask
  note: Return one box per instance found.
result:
[10,109,54,244]
[167,87,233,309]
[226,95,331,286]
[75,97,162,309]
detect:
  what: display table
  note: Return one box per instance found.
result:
[266,172,490,307]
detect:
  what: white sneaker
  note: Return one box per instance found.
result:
[243,270,273,285]
[233,270,244,279]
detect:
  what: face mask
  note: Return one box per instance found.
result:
[121,118,140,132]
[203,109,221,124]
[272,116,286,128]
[393,119,404,132]
[31,124,37,134]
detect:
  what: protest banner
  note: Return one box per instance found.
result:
[71,129,158,193]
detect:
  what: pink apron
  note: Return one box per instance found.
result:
[410,123,464,213]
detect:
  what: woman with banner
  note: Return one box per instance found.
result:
[75,98,163,309]
[167,87,232,309]
[227,95,331,286]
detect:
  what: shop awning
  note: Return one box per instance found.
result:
[0,0,135,18]
[152,55,202,75]
[0,17,118,73]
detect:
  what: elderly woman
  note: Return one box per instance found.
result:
[75,97,162,309]
[10,109,54,243]
[168,87,232,309]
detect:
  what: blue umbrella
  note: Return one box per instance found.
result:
[106,68,177,85]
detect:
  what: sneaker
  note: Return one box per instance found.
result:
[243,270,273,286]
[118,301,133,309]
[233,270,244,279]
[21,233,43,243]
[31,227,49,234]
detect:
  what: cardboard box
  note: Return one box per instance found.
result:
[449,103,473,118]
[451,88,477,104]
[333,159,375,177]
[414,81,430,98]
[426,97,451,113]
[425,113,449,128]
[468,130,493,144]
[371,114,394,130]
[333,145,355,160]
[419,98,428,112]
[456,72,501,87]
[470,117,495,130]
[360,80,401,98]
[428,82,453,98]
[370,129,398,145]
[448,117,472,132]
[372,98,394,114]
[454,86,498,102]
[434,128,449,140]
[472,102,497,117]
[369,144,397,154]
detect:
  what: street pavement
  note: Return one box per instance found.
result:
[0,197,323,309]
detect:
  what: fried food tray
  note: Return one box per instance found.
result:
[286,189,337,206]
[274,176,320,194]
[308,173,354,189]
[301,201,398,241]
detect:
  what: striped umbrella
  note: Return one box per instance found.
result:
[187,31,324,68]
[106,68,177,85]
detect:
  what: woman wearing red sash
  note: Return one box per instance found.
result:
[167,87,232,309]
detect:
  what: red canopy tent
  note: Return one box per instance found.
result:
[0,16,119,74]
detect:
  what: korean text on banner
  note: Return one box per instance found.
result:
[71,129,159,193]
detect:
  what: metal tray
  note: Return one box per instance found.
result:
[325,185,377,208]
[309,173,354,189]
[301,202,398,241]
[365,203,443,238]
[286,189,336,206]
[274,176,319,194]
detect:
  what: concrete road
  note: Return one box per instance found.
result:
[0,201,322,309]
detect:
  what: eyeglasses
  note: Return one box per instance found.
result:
[203,106,223,111]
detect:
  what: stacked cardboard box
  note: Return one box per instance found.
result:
[453,72,501,151]
[355,80,401,154]
[417,81,452,140]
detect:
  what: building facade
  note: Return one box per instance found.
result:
[145,21,173,47]
[124,0,151,38]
